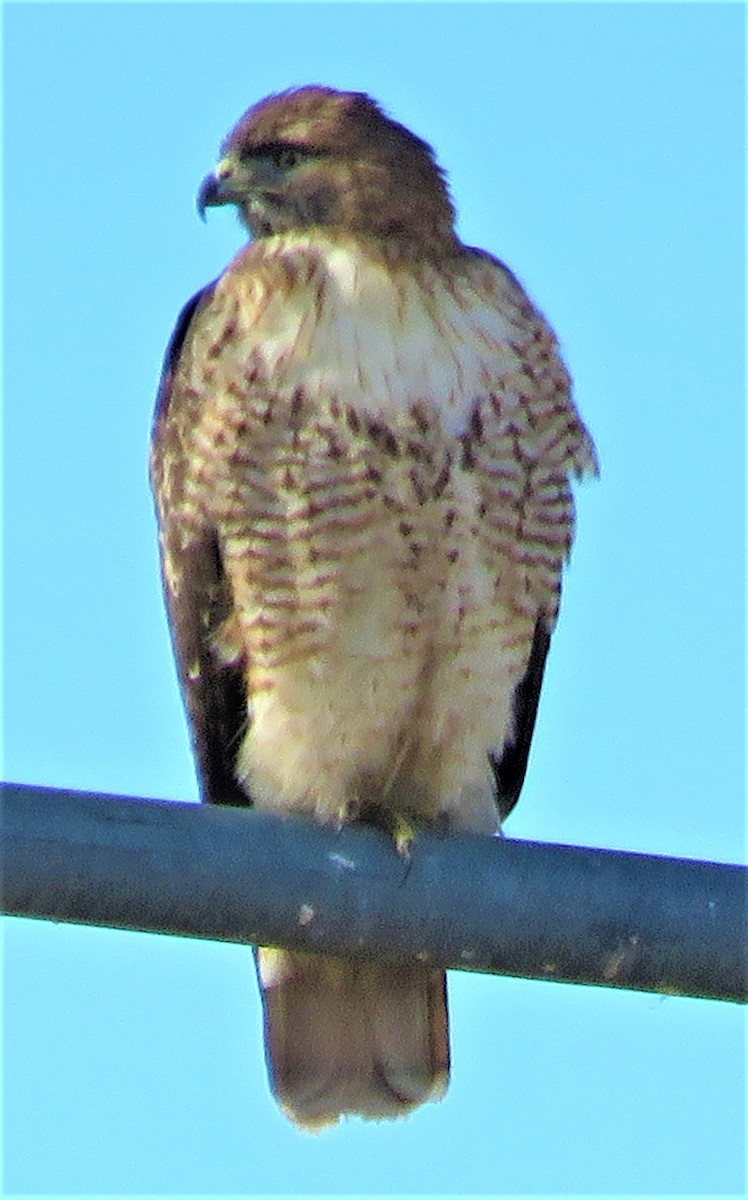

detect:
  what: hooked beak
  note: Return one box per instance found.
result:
[196,155,289,222]
[196,171,239,221]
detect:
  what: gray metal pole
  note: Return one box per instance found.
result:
[1,781,745,1002]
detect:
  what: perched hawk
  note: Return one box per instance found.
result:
[151,85,597,1129]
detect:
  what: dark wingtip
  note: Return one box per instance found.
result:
[490,617,552,821]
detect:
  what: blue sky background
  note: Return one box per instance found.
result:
[2,2,745,1196]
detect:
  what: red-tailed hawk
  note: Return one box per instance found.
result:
[151,85,597,1129]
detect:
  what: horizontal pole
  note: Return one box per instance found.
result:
[1,781,745,1002]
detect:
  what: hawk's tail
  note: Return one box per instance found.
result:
[254,947,450,1129]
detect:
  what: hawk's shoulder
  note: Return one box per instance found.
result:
[152,279,218,431]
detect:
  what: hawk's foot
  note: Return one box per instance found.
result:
[389,813,417,860]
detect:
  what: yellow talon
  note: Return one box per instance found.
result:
[392,813,416,859]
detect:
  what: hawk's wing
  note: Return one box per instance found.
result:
[151,284,249,808]
[471,249,594,824]
[490,616,550,821]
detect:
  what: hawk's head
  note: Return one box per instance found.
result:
[197,86,457,253]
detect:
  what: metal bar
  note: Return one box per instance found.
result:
[1,781,745,1002]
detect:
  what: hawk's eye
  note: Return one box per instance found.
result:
[274,146,301,171]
